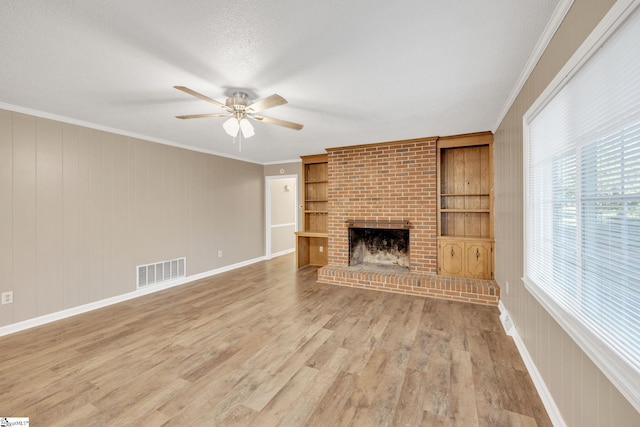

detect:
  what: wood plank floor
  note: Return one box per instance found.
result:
[0,254,552,426]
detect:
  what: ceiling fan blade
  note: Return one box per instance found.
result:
[246,94,287,113]
[176,113,230,119]
[174,86,228,110]
[253,114,303,130]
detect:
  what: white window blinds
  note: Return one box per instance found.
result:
[524,1,640,411]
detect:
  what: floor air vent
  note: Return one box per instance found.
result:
[137,257,186,289]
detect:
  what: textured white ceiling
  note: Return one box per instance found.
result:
[1,0,560,164]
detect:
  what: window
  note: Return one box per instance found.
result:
[524,0,640,412]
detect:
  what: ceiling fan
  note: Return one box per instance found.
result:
[174,86,303,140]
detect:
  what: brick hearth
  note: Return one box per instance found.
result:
[318,265,499,305]
[317,136,500,306]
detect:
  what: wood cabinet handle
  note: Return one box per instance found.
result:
[450,248,455,257]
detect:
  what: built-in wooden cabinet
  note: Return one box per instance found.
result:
[296,154,329,268]
[438,239,493,279]
[437,132,494,279]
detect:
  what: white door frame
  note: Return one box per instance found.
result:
[265,174,299,259]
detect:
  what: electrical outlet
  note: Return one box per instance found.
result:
[319,246,324,253]
[218,250,223,258]
[1,291,13,305]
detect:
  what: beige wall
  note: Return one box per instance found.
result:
[494,0,640,424]
[264,160,304,254]
[269,177,297,254]
[0,109,265,328]
[263,161,301,178]
[270,177,296,226]
[264,161,303,232]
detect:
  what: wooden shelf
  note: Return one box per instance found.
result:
[439,235,493,240]
[437,134,494,279]
[298,154,329,268]
[441,193,490,197]
[296,231,328,238]
[441,209,490,213]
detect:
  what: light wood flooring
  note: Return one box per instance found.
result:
[0,254,552,426]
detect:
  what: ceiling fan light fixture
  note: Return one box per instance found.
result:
[239,118,255,138]
[174,86,303,150]
[223,117,240,137]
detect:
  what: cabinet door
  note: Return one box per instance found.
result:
[439,240,464,276]
[464,241,493,279]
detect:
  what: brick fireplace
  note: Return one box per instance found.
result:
[317,136,499,305]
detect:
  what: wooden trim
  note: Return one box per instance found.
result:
[437,130,493,141]
[437,131,493,149]
[437,236,494,242]
[300,153,328,164]
[489,139,495,241]
[436,145,442,238]
[295,231,328,238]
[345,220,411,229]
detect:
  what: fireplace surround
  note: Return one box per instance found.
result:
[316,135,499,306]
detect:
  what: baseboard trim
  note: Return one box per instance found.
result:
[498,301,566,427]
[270,248,295,258]
[0,256,266,338]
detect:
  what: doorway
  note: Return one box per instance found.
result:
[265,175,298,259]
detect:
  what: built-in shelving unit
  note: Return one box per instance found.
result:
[296,154,329,268]
[437,132,494,279]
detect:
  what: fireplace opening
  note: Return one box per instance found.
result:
[348,227,410,270]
